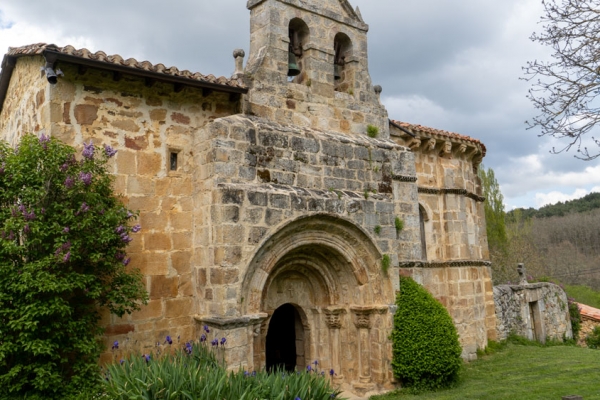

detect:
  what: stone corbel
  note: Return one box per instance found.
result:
[324,307,347,329]
[426,138,437,152]
[439,141,452,158]
[408,136,422,150]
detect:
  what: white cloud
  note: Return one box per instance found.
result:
[535,188,590,208]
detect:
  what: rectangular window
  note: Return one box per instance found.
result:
[170,152,178,171]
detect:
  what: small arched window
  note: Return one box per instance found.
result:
[419,205,428,261]
[288,18,309,83]
[333,32,353,92]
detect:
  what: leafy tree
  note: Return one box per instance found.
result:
[0,134,147,399]
[478,165,507,253]
[391,276,462,391]
[524,0,600,160]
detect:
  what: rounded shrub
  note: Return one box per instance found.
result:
[0,134,147,399]
[391,276,462,391]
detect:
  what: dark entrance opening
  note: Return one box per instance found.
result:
[266,303,302,372]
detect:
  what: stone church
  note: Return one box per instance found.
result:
[0,0,496,395]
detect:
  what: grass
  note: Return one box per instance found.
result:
[372,343,600,400]
[563,284,600,308]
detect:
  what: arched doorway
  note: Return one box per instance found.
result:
[266,303,304,372]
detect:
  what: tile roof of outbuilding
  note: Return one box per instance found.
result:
[391,119,486,156]
[2,43,247,91]
[578,302,600,322]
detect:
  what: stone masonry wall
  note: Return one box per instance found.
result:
[0,56,51,145]
[192,114,419,317]
[494,282,572,343]
[1,59,240,363]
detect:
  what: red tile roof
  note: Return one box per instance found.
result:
[577,303,600,322]
[390,120,486,156]
[3,43,246,91]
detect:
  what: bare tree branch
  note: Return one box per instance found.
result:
[524,0,600,160]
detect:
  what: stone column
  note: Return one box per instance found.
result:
[324,307,346,382]
[353,309,372,384]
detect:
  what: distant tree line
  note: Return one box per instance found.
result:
[479,167,600,290]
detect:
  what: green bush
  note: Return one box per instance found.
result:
[0,134,147,399]
[103,339,343,400]
[585,326,600,349]
[568,299,582,340]
[391,276,462,391]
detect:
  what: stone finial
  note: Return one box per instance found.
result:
[517,263,528,285]
[374,85,382,102]
[233,49,245,76]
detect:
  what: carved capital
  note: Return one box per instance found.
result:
[353,310,371,329]
[324,307,346,329]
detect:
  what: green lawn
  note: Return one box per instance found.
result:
[372,344,600,400]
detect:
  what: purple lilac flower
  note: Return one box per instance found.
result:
[103,144,118,158]
[200,334,206,343]
[23,224,30,234]
[63,227,70,233]
[65,176,74,189]
[126,211,134,219]
[82,140,95,159]
[115,225,125,234]
[0,162,5,174]
[220,337,226,346]
[18,204,25,213]
[63,251,71,262]
[122,257,131,266]
[132,225,141,233]
[115,252,125,261]
[112,341,119,350]
[60,162,69,172]
[120,234,133,243]
[39,133,50,144]
[8,231,14,240]
[80,202,90,213]
[79,172,92,186]
[25,211,36,221]
[165,336,173,345]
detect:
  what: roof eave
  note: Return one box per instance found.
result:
[0,50,248,115]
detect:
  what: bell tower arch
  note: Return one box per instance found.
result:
[244,0,390,138]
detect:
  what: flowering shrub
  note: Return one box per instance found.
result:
[391,276,462,391]
[0,134,147,399]
[103,336,342,400]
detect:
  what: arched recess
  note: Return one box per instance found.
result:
[288,18,310,83]
[419,204,429,261]
[333,32,354,92]
[240,214,390,316]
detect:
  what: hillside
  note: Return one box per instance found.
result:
[508,192,600,219]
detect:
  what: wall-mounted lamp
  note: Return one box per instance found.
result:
[40,55,63,85]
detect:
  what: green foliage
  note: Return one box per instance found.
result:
[508,191,600,219]
[478,165,507,252]
[476,340,507,357]
[381,254,391,274]
[391,276,462,390]
[367,125,379,138]
[103,341,342,400]
[568,300,582,340]
[0,134,147,398]
[394,217,404,233]
[585,326,600,349]
[374,225,382,235]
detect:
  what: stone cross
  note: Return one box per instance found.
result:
[517,263,528,285]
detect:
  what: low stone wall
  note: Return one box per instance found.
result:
[494,282,572,343]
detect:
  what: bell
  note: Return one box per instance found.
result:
[334,64,341,80]
[288,52,301,77]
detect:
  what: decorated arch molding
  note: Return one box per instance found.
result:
[240,214,389,315]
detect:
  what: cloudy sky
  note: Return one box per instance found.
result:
[1,0,599,210]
